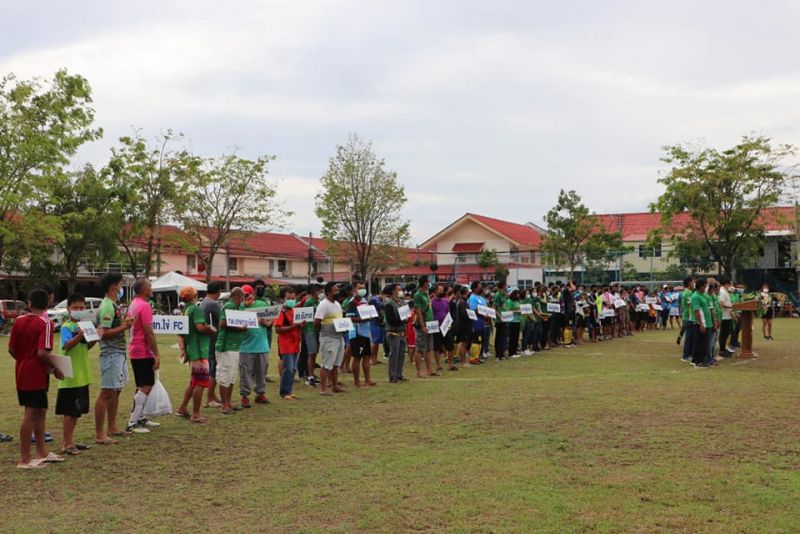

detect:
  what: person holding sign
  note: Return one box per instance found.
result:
[57,294,100,454]
[273,287,306,400]
[125,278,161,434]
[216,287,247,414]
[314,282,345,396]
[467,281,487,363]
[413,276,437,378]
[382,284,408,383]
[175,287,215,424]
[345,281,376,388]
[431,285,455,372]
[200,282,223,409]
[300,284,322,387]
[239,285,272,408]
[9,289,66,468]
[504,290,523,358]
[492,280,509,360]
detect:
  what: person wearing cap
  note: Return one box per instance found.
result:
[238,284,272,408]
[215,287,247,414]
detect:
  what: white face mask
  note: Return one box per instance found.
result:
[762,288,769,293]
[398,290,404,298]
[71,310,89,321]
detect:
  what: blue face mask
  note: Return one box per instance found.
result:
[285,299,297,308]
[357,289,367,297]
[71,310,89,321]
[117,287,125,300]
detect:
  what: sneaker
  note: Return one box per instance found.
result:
[510,354,522,359]
[240,397,251,409]
[255,394,269,404]
[139,418,160,428]
[126,424,150,434]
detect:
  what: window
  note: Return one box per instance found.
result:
[268,259,275,273]
[517,279,533,289]
[638,245,661,258]
[456,254,467,263]
[278,259,287,273]
[227,257,238,273]
[186,255,196,272]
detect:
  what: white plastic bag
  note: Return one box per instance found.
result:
[143,372,172,417]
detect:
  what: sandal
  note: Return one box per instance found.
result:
[40,452,65,463]
[17,461,47,469]
[109,430,132,437]
[75,443,91,451]
[190,417,208,424]
[60,447,81,456]
[319,391,333,396]
[174,410,191,418]
[94,437,119,445]
[204,400,222,408]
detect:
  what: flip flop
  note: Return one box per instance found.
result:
[190,417,208,424]
[204,401,223,408]
[174,411,191,418]
[319,391,333,396]
[109,430,132,437]
[40,452,65,463]
[75,443,91,451]
[60,447,81,456]
[17,461,47,469]
[94,438,119,445]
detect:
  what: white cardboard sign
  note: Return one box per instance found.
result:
[440,313,453,336]
[398,305,411,321]
[293,307,314,323]
[546,303,561,313]
[425,320,440,334]
[357,305,378,320]
[334,317,353,333]
[500,311,514,322]
[466,309,478,320]
[519,303,533,314]
[614,299,627,309]
[477,305,496,318]
[152,315,189,335]
[78,321,100,342]
[53,354,74,378]
[645,297,658,304]
[252,305,281,320]
[224,310,259,329]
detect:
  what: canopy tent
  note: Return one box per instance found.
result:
[150,271,207,293]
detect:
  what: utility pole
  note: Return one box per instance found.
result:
[650,247,654,282]
[225,242,231,292]
[307,232,313,286]
[617,214,624,283]
[156,221,162,277]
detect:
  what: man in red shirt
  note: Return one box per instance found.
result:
[274,287,305,400]
[8,289,65,468]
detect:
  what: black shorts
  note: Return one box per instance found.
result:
[443,331,455,351]
[575,316,587,328]
[433,332,446,352]
[764,308,774,319]
[456,328,472,344]
[131,358,156,388]
[55,385,90,417]
[351,335,371,359]
[18,389,48,409]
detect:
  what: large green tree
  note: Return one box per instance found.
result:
[315,134,410,282]
[179,153,288,283]
[541,189,623,279]
[105,130,199,276]
[0,69,101,275]
[651,135,795,276]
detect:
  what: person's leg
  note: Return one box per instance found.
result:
[239,353,254,401]
[280,354,292,397]
[731,319,740,347]
[719,320,731,353]
[178,382,193,415]
[255,352,267,397]
[191,386,205,420]
[62,415,78,451]
[362,342,374,385]
[482,325,491,357]
[762,318,767,337]
[33,407,48,459]
[95,389,109,440]
[387,335,399,380]
[768,318,773,338]
[682,324,695,361]
[19,406,37,465]
[107,390,122,434]
[207,350,220,404]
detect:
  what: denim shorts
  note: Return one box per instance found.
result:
[370,323,385,344]
[100,351,128,390]
[303,330,319,354]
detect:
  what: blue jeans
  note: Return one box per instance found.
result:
[704,328,717,365]
[531,321,543,351]
[682,322,695,360]
[522,322,532,350]
[279,354,297,397]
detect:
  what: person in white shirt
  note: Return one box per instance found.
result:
[718,278,734,356]
[314,282,346,396]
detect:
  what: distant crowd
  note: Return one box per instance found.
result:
[4,271,779,468]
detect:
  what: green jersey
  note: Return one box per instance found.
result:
[504,299,521,323]
[519,297,533,325]
[240,299,270,353]
[216,301,245,352]
[303,296,319,332]
[59,320,92,389]
[691,291,711,327]
[184,303,210,362]
[413,289,434,322]
[681,289,693,323]
[98,297,126,353]
[711,294,722,324]
[493,290,507,312]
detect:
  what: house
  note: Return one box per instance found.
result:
[379,213,544,289]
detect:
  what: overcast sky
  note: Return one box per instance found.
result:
[2,0,799,244]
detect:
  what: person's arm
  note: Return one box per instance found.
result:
[142,321,161,369]
[314,301,325,330]
[63,329,84,351]
[415,304,427,332]
[37,326,64,379]
[694,306,705,332]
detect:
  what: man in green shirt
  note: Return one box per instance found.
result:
[215,287,247,414]
[679,276,695,362]
[301,284,321,386]
[239,285,272,408]
[690,278,711,367]
[413,276,436,378]
[504,290,522,358]
[493,280,509,359]
[176,287,216,423]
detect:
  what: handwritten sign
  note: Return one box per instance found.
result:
[602,309,616,319]
[477,305,496,318]
[252,305,281,320]
[53,354,74,378]
[78,321,100,342]
[398,305,411,321]
[636,304,649,312]
[576,307,585,317]
[224,310,259,329]
[466,309,477,320]
[293,307,314,323]
[440,313,453,336]
[546,303,561,313]
[500,311,514,322]
[519,303,533,314]
[645,297,658,305]
[334,317,353,333]
[152,315,189,334]
[614,299,627,309]
[357,305,378,320]
[425,320,440,334]
[652,304,663,311]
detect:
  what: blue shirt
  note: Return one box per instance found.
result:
[467,293,487,329]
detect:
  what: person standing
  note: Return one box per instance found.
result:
[679,277,695,362]
[431,284,451,372]
[239,284,272,408]
[369,289,386,367]
[455,285,473,367]
[95,273,134,445]
[718,278,734,357]
[314,282,345,396]
[215,287,247,414]
[274,286,305,400]
[493,280,509,359]
[346,280,375,388]
[175,287,215,424]
[467,281,486,363]
[504,289,522,358]
[301,284,322,387]
[125,278,161,434]
[200,282,223,408]
[383,284,408,382]
[413,276,437,378]
[760,283,775,340]
[690,278,711,368]
[9,289,65,468]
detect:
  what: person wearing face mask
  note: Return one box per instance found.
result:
[346,281,375,388]
[314,282,346,396]
[273,286,306,400]
[94,272,134,445]
[300,284,322,387]
[382,284,408,383]
[431,284,452,372]
[215,287,248,414]
[760,283,774,340]
[238,284,272,408]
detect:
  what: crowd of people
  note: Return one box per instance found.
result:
[5,271,777,468]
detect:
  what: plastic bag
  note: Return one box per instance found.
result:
[143,372,172,417]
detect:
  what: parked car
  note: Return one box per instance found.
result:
[0,299,27,321]
[47,297,104,328]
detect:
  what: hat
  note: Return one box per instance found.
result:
[242,284,255,296]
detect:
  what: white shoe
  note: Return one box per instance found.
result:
[127,424,150,434]
[139,418,160,427]
[510,354,522,359]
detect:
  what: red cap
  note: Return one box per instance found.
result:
[242,284,255,296]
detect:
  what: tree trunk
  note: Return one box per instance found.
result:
[203,251,216,283]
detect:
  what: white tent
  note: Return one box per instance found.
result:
[150,271,207,293]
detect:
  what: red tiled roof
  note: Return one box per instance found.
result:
[186,274,284,285]
[451,242,484,253]
[592,206,797,240]
[299,236,436,263]
[467,213,542,247]
[226,231,325,260]
[381,262,532,277]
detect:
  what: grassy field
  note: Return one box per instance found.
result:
[1,320,800,533]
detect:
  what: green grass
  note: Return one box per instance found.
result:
[2,320,800,533]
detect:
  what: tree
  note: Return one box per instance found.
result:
[541,189,623,279]
[0,69,101,274]
[39,165,122,292]
[315,134,410,283]
[651,135,796,276]
[179,153,288,283]
[105,130,199,276]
